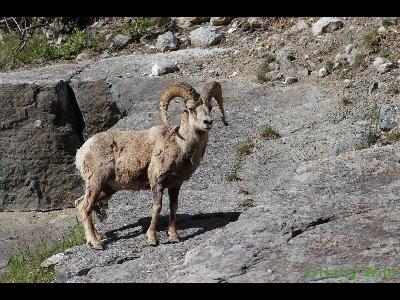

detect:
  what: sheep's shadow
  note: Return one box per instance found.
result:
[102,211,241,246]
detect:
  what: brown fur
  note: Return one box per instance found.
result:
[75,81,226,249]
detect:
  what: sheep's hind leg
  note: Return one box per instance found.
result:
[77,174,109,250]
[168,186,181,243]
[146,184,164,246]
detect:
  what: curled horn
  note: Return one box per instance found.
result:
[199,81,228,126]
[160,82,201,128]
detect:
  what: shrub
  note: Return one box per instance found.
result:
[0,28,103,71]
[122,17,150,39]
[382,19,393,28]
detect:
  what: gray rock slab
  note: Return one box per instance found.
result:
[312,17,344,35]
[53,77,399,282]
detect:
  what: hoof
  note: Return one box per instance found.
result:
[147,239,159,246]
[89,241,104,250]
[168,235,180,243]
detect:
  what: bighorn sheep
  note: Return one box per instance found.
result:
[74,81,228,249]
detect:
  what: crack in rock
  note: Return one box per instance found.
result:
[286,216,335,242]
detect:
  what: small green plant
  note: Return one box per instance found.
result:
[386,82,400,95]
[238,187,250,195]
[236,141,254,157]
[380,48,391,59]
[226,141,254,182]
[363,30,377,45]
[353,53,365,68]
[341,96,351,106]
[325,60,334,74]
[382,19,393,28]
[59,29,91,60]
[363,30,380,52]
[257,54,275,82]
[382,130,400,145]
[264,53,276,64]
[257,62,273,82]
[122,17,150,38]
[347,32,354,44]
[239,198,255,208]
[367,130,379,146]
[261,127,281,139]
[354,143,369,150]
[0,217,86,283]
[225,173,240,182]
[393,17,400,29]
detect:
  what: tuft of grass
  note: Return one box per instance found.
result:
[257,62,273,82]
[354,143,369,151]
[353,53,365,68]
[239,198,255,208]
[238,187,250,195]
[382,19,393,28]
[226,141,254,182]
[257,54,275,82]
[382,130,400,145]
[341,96,351,106]
[347,32,354,44]
[225,173,240,182]
[325,60,334,74]
[264,53,276,64]
[363,30,377,45]
[367,130,379,146]
[261,126,281,140]
[386,82,400,95]
[236,141,254,157]
[363,30,380,53]
[0,217,86,283]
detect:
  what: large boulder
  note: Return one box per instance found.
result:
[111,34,131,49]
[312,17,344,35]
[210,17,234,26]
[148,17,170,27]
[190,17,211,25]
[0,81,84,211]
[69,80,123,141]
[155,31,179,52]
[379,104,396,131]
[190,26,223,47]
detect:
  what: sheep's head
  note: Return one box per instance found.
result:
[160,81,228,133]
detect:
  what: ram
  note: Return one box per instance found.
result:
[74,81,228,249]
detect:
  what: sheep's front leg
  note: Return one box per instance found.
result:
[168,186,181,243]
[146,184,164,246]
